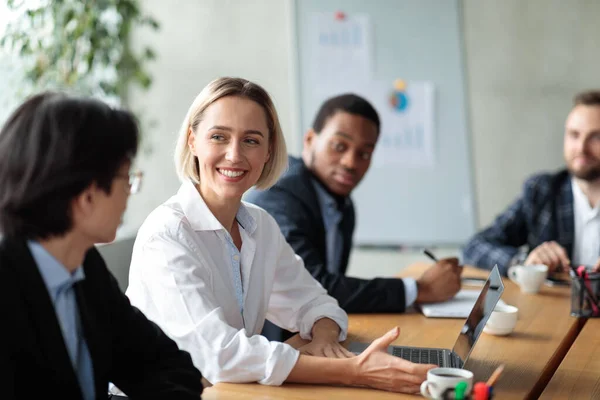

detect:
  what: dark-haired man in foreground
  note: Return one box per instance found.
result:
[0,92,203,399]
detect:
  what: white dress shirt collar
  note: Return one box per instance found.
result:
[178,180,257,234]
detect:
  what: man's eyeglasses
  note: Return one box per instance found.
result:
[116,171,143,194]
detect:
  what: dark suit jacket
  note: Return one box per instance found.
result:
[0,237,203,400]
[245,156,407,314]
[462,169,574,275]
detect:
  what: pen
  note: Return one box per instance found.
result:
[486,364,504,387]
[569,264,600,313]
[577,266,599,315]
[473,382,489,400]
[423,249,438,262]
[454,381,468,400]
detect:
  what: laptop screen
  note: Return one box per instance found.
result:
[451,265,504,363]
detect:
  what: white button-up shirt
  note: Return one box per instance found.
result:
[126,181,348,386]
[571,178,600,267]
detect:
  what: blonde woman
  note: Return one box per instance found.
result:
[126,77,434,393]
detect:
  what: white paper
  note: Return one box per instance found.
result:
[308,12,372,83]
[371,81,436,168]
[421,290,507,319]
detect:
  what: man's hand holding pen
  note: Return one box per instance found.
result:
[417,251,463,304]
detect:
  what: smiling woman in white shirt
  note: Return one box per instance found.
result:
[125,77,435,394]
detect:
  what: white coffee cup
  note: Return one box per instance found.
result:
[484,304,519,336]
[507,264,548,293]
[420,367,473,399]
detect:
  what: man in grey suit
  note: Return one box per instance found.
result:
[246,94,462,340]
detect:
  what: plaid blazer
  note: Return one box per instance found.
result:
[462,169,574,275]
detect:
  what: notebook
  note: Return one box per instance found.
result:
[420,289,506,318]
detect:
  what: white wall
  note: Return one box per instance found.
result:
[3,1,600,279]
[463,0,600,228]
[106,0,600,280]
[122,0,299,234]
[127,0,600,238]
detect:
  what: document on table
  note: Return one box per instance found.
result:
[420,289,506,318]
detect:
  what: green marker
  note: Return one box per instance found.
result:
[454,381,468,400]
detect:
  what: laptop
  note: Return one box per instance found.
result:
[348,265,504,368]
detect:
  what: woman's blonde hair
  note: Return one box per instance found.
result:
[174,77,288,190]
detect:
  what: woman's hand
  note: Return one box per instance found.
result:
[298,317,354,358]
[353,327,436,393]
[297,338,354,358]
[286,326,435,394]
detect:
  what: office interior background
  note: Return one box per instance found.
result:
[1,0,599,290]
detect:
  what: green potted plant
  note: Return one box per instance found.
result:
[1,0,159,107]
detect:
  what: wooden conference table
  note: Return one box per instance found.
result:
[202,263,585,399]
[541,318,600,399]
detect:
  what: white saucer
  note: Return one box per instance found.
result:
[483,325,514,336]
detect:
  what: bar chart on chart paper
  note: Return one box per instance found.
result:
[381,127,424,151]
[318,23,362,46]
[373,80,435,168]
[309,12,372,82]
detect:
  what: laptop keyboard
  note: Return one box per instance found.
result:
[392,347,455,367]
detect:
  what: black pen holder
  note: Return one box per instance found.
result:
[571,271,600,318]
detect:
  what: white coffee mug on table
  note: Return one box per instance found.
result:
[420,367,473,399]
[507,264,548,293]
[484,304,519,336]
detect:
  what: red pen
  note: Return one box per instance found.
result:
[473,382,489,400]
